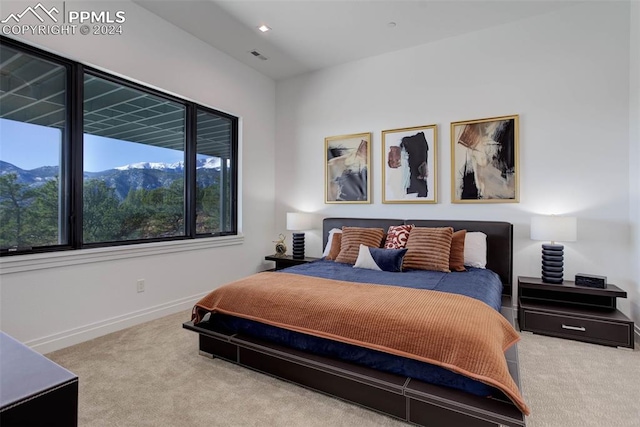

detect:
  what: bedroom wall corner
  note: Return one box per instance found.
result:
[629,0,640,332]
[0,0,277,353]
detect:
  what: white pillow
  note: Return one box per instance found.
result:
[322,228,343,257]
[353,244,382,271]
[464,232,487,268]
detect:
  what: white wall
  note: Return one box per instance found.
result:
[276,2,636,320]
[0,1,276,352]
[630,0,640,330]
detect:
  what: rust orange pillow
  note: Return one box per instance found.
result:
[335,227,385,264]
[325,233,343,260]
[449,229,467,272]
[403,227,454,272]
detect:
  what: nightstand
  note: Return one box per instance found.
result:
[264,255,320,271]
[518,276,634,349]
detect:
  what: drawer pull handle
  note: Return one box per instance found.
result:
[562,324,586,332]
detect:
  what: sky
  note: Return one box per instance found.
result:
[0,118,186,172]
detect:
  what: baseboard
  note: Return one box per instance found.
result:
[27,292,209,354]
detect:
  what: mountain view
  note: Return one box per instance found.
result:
[0,158,228,249]
[0,158,222,201]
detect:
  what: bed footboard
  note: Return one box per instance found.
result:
[183,319,526,427]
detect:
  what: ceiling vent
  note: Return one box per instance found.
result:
[249,50,268,61]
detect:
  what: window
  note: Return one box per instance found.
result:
[0,43,70,251]
[196,109,236,235]
[83,73,186,243]
[0,37,238,256]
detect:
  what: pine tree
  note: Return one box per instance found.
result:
[24,178,60,246]
[83,179,122,243]
[0,173,35,248]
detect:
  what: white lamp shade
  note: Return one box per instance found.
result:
[530,216,577,242]
[286,212,315,231]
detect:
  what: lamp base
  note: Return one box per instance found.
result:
[292,233,305,259]
[541,244,564,283]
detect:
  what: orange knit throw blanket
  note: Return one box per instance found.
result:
[192,272,529,415]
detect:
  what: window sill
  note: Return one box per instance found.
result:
[0,234,244,275]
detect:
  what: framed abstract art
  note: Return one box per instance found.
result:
[382,124,437,203]
[450,115,519,203]
[325,132,371,204]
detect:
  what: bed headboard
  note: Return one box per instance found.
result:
[322,218,513,295]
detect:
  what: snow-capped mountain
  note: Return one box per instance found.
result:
[1,158,222,201]
[114,161,182,171]
[198,157,222,169]
[113,157,220,171]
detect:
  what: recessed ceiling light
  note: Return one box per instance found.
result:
[387,22,397,28]
[258,25,271,33]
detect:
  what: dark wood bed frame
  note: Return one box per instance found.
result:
[183,218,526,427]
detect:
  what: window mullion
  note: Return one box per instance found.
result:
[230,118,239,234]
[70,64,84,249]
[185,104,197,238]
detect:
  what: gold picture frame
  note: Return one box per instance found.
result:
[450,115,519,203]
[325,132,371,204]
[382,124,438,204]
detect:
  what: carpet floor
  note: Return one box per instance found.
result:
[46,310,640,427]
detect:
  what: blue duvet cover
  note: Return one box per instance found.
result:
[208,259,506,398]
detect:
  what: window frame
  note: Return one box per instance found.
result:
[0,37,75,255]
[193,106,238,238]
[0,36,239,256]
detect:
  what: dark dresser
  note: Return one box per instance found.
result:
[0,332,78,426]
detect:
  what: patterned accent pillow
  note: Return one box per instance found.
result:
[402,227,454,272]
[449,229,467,272]
[384,224,414,249]
[334,227,385,264]
[354,245,408,272]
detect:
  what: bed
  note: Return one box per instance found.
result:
[183,218,527,427]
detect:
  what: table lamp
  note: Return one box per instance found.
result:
[530,216,577,283]
[286,212,314,259]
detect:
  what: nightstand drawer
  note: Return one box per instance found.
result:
[521,310,632,347]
